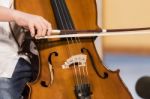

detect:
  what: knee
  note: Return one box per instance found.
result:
[0,90,13,99]
[0,90,20,99]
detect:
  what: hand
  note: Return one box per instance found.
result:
[12,10,52,37]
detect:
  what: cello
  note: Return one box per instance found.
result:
[14,0,132,99]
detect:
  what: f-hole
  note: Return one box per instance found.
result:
[81,48,108,79]
[41,52,58,87]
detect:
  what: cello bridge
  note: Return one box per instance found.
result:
[62,54,87,69]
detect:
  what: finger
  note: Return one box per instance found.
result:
[34,22,42,37]
[28,23,35,37]
[46,23,52,35]
[39,20,47,36]
[40,17,52,35]
[40,17,48,27]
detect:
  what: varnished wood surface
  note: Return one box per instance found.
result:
[29,39,132,99]
[15,0,132,98]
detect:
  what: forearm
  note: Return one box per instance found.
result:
[0,6,52,36]
[0,6,14,22]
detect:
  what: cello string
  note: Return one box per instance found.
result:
[59,0,89,85]
[55,0,79,86]
[55,0,79,85]
[53,0,71,59]
[74,37,89,84]
[58,0,84,86]
[75,38,89,84]
[59,0,89,90]
[60,0,89,85]
[54,0,77,82]
[59,0,85,86]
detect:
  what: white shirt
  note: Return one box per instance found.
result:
[0,0,20,78]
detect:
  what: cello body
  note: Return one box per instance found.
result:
[14,0,132,99]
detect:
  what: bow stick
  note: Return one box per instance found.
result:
[35,27,150,39]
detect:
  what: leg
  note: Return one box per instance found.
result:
[0,58,32,99]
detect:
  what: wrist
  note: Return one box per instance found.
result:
[10,9,17,22]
